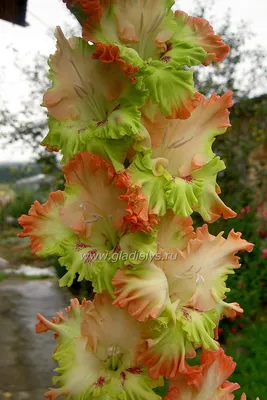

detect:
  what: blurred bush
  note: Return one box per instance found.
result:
[0,186,49,228]
[0,188,36,226]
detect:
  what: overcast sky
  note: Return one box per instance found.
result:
[0,0,267,163]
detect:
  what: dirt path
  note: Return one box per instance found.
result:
[0,278,70,399]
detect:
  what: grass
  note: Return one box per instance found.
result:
[225,320,267,398]
[0,272,7,282]
[0,183,14,198]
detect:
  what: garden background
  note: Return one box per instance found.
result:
[0,0,266,398]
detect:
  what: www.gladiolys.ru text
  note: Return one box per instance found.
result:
[81,251,179,263]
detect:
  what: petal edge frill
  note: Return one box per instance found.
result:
[174,10,230,66]
[163,224,254,311]
[18,191,71,257]
[112,262,173,322]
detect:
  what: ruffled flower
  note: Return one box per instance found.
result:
[113,220,253,321]
[146,91,233,176]
[163,348,240,399]
[161,225,253,311]
[18,152,157,290]
[64,0,210,120]
[111,212,195,322]
[42,27,146,167]
[120,151,235,225]
[113,223,252,378]
[112,262,173,323]
[36,292,163,400]
[137,307,219,380]
[18,191,70,256]
[124,92,236,223]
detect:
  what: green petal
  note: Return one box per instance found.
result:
[88,259,122,295]
[140,306,219,380]
[58,237,121,294]
[128,150,171,216]
[192,157,235,222]
[58,237,95,287]
[84,135,132,173]
[122,369,163,400]
[119,231,157,265]
[41,118,86,163]
[98,138,131,172]
[90,368,163,400]
[164,157,234,221]
[42,118,135,171]
[179,307,219,350]
[165,176,203,217]
[92,106,142,140]
[139,316,196,379]
[118,44,146,69]
[143,62,197,119]
[160,39,207,67]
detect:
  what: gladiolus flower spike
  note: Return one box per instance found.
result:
[18,1,258,398]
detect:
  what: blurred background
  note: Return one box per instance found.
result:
[0,0,266,398]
